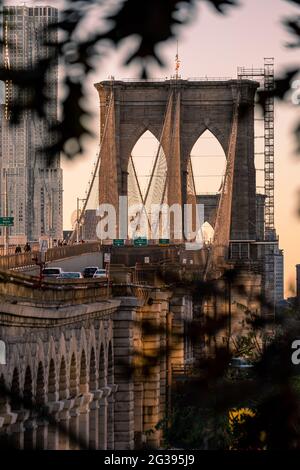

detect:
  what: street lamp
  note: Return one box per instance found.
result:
[1,169,19,255]
[46,187,64,247]
[76,197,86,243]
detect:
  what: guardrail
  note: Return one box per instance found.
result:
[0,241,102,271]
[0,269,110,305]
[119,78,167,82]
[115,77,234,82]
[187,77,233,81]
[0,244,39,256]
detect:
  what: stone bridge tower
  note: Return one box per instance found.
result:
[95,79,258,241]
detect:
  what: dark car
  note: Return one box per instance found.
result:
[83,266,99,278]
[227,357,254,380]
[229,357,254,369]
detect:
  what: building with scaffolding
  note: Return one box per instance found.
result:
[0,5,62,244]
[237,58,284,310]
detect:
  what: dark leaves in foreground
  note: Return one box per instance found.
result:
[1,0,239,159]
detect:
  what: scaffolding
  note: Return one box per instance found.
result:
[237,58,275,238]
[237,59,276,318]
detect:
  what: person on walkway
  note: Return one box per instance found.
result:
[24,242,31,252]
[15,245,22,254]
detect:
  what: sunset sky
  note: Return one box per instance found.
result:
[5,0,300,295]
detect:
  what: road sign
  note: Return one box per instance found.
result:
[134,237,148,247]
[39,237,49,253]
[0,216,14,226]
[113,239,125,247]
[159,238,170,246]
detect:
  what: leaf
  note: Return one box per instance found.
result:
[43,79,94,160]
[283,17,300,47]
[257,68,299,113]
[284,0,300,5]
[205,0,239,13]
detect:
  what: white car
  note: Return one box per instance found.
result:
[42,267,63,279]
[93,269,108,279]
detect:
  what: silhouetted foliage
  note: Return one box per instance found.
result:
[0,0,300,452]
[1,0,299,160]
[0,0,240,159]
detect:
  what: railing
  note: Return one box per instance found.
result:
[0,241,102,270]
[0,270,110,305]
[109,77,234,83]
[119,78,167,82]
[45,241,102,262]
[0,244,39,256]
[187,77,233,81]
[171,362,199,380]
[112,283,151,304]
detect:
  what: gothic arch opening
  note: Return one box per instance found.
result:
[99,344,105,388]
[107,342,114,450]
[69,353,77,397]
[201,221,215,244]
[130,130,163,199]
[59,357,67,400]
[0,374,5,398]
[0,374,8,447]
[89,348,97,391]
[80,350,88,393]
[11,368,20,410]
[190,129,226,195]
[23,366,33,407]
[48,358,56,400]
[36,362,45,406]
[0,340,6,365]
[107,342,113,387]
[128,130,167,238]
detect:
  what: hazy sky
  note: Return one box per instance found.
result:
[5,0,300,295]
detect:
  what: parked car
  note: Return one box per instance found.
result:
[42,267,63,279]
[83,266,99,278]
[227,357,254,380]
[57,272,83,279]
[229,357,254,369]
[93,269,108,279]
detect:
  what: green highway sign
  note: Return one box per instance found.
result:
[0,216,14,226]
[113,239,125,247]
[134,237,148,247]
[159,238,170,246]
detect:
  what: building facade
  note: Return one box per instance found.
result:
[0,5,62,243]
[296,264,300,302]
[274,247,284,303]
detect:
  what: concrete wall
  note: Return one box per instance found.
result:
[0,288,194,450]
[0,299,117,449]
[0,266,263,449]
